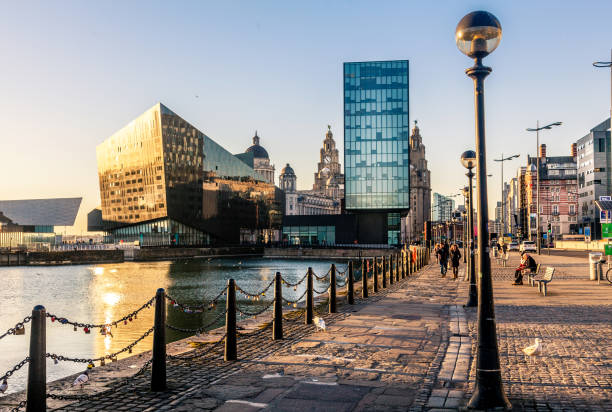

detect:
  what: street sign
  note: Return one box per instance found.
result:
[599,196,611,201]
[605,244,612,256]
[603,223,612,238]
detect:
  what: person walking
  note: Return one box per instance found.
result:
[450,244,462,279]
[443,241,450,272]
[436,243,449,276]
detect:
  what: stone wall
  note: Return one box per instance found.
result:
[133,246,264,261]
[25,250,124,265]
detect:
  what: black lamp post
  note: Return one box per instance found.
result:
[456,11,510,410]
[461,151,477,307]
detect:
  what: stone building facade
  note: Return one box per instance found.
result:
[313,126,344,199]
[405,122,431,243]
[245,132,275,184]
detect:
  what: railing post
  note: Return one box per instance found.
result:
[224,279,237,361]
[396,254,400,282]
[26,305,46,412]
[382,256,387,288]
[273,272,283,340]
[373,257,379,292]
[361,258,368,298]
[151,288,166,391]
[305,268,313,324]
[347,261,354,304]
[329,264,337,313]
[389,255,394,285]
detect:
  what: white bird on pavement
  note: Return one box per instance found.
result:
[523,338,543,356]
[73,371,89,388]
[314,316,326,332]
[0,378,7,393]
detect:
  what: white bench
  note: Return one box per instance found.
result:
[527,264,542,286]
[536,267,555,296]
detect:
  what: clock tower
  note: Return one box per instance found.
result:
[313,125,344,198]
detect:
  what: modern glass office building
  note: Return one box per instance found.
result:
[96,103,282,246]
[343,60,410,244]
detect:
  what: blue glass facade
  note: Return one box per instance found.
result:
[344,60,410,211]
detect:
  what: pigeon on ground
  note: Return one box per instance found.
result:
[73,371,89,388]
[523,338,543,356]
[314,316,326,332]
[0,378,7,393]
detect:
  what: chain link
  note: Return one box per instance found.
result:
[235,299,275,317]
[10,400,27,412]
[0,316,32,340]
[281,289,307,304]
[313,267,331,280]
[280,273,307,288]
[46,296,154,331]
[166,309,228,334]
[1,357,29,381]
[166,285,228,313]
[46,326,154,364]
[235,278,275,299]
[313,284,330,295]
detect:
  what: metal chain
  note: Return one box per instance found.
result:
[281,273,307,288]
[313,268,331,280]
[166,309,228,334]
[336,278,348,288]
[235,299,275,317]
[313,284,330,295]
[10,400,27,412]
[1,357,29,381]
[46,296,154,331]
[46,326,154,364]
[335,266,349,275]
[0,316,32,340]
[46,357,152,402]
[235,278,275,299]
[167,333,226,360]
[166,285,228,313]
[281,289,307,304]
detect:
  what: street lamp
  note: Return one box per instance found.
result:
[526,121,562,255]
[461,151,477,308]
[456,11,510,410]
[494,153,520,238]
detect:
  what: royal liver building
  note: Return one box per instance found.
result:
[405,121,431,243]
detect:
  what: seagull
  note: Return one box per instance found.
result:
[314,316,326,332]
[523,338,543,356]
[0,378,7,393]
[73,371,89,388]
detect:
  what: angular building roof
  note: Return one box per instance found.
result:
[0,197,82,226]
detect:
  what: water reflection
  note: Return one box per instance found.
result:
[0,258,341,394]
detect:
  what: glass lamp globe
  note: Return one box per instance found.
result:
[461,150,477,169]
[456,11,502,58]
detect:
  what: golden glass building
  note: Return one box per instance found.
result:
[96,103,282,246]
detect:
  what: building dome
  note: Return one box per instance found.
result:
[245,131,269,159]
[280,163,295,176]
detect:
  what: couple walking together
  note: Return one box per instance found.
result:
[435,241,461,279]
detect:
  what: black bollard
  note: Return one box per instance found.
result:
[224,279,237,361]
[305,268,313,324]
[382,256,387,288]
[151,288,166,391]
[329,264,337,313]
[273,272,283,340]
[389,255,394,285]
[373,257,379,292]
[26,305,46,412]
[396,254,400,282]
[347,261,354,304]
[361,259,368,298]
[401,252,405,279]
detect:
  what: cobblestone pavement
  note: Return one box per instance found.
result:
[463,255,612,412]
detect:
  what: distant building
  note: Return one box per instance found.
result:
[576,118,611,238]
[344,60,410,245]
[432,193,455,222]
[244,131,275,184]
[522,144,578,240]
[505,178,520,237]
[405,121,431,243]
[279,163,340,216]
[95,103,282,246]
[0,197,82,248]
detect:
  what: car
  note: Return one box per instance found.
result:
[520,241,537,253]
[508,242,519,251]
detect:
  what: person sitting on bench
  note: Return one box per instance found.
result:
[514,251,536,285]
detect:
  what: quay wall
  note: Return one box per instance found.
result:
[263,247,398,259]
[132,246,264,261]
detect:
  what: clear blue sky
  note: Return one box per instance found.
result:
[1,1,611,233]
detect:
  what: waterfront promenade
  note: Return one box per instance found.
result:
[1,253,611,411]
